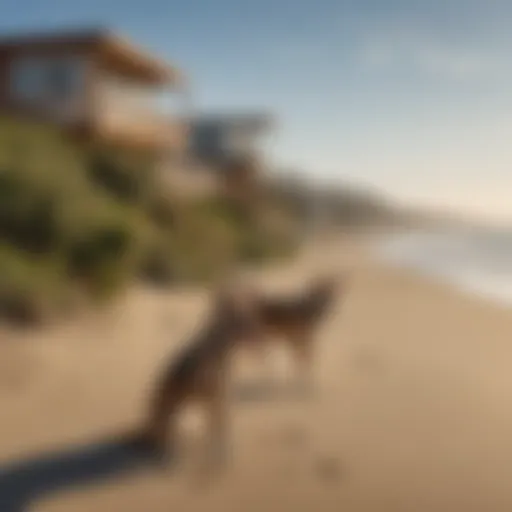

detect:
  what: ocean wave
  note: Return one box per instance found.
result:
[375,230,512,307]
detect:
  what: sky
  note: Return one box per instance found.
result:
[2,0,512,223]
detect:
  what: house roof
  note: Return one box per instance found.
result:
[0,27,184,86]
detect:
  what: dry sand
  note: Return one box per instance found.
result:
[1,237,512,512]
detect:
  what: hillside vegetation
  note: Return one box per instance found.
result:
[0,117,297,325]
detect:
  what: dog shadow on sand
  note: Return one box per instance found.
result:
[0,431,167,512]
[0,381,328,512]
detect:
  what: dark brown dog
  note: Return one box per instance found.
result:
[133,282,263,467]
[253,273,348,389]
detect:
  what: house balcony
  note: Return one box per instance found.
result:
[95,110,188,151]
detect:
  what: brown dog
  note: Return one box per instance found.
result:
[133,282,263,467]
[253,273,348,390]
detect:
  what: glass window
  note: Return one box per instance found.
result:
[9,56,85,104]
[9,57,46,102]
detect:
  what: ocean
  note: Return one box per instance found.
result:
[374,228,512,307]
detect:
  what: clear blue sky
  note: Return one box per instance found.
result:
[2,0,512,223]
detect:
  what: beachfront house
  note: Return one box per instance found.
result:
[189,113,272,167]
[0,27,188,155]
[189,113,273,202]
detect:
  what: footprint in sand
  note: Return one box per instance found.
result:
[314,456,343,483]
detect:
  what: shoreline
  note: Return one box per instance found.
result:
[368,228,512,310]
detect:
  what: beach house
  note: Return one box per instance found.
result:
[0,27,188,153]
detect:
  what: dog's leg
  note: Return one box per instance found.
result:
[295,334,315,398]
[259,341,277,391]
[143,393,179,466]
[206,382,230,470]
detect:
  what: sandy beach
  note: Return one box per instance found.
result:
[1,237,512,512]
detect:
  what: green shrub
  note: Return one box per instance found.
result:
[63,201,146,299]
[164,203,239,283]
[0,115,298,324]
[139,230,176,285]
[188,196,298,263]
[144,188,177,230]
[86,148,156,205]
[0,245,66,324]
[192,196,242,226]
[0,119,90,254]
[0,168,59,252]
[0,118,148,305]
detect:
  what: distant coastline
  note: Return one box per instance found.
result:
[268,174,482,234]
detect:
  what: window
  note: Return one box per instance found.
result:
[9,57,45,102]
[46,62,75,99]
[9,56,85,105]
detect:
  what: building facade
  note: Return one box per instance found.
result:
[188,113,273,167]
[0,28,188,152]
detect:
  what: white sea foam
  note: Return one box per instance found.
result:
[374,229,512,307]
